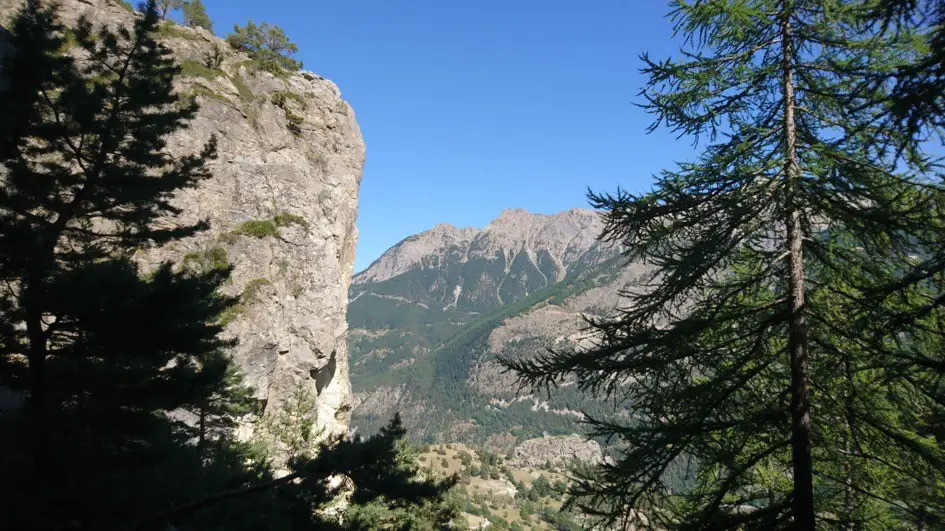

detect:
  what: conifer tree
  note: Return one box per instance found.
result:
[0,0,218,435]
[226,20,302,72]
[0,2,456,529]
[0,0,239,525]
[505,1,945,528]
[182,0,212,33]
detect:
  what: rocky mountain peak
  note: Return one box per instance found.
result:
[355,208,603,286]
[347,206,632,446]
[355,223,480,284]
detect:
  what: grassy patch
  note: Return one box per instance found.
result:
[219,305,242,326]
[229,73,255,104]
[220,277,272,326]
[243,278,272,302]
[186,86,230,104]
[180,59,224,81]
[233,220,279,239]
[273,212,309,230]
[183,246,229,273]
[59,29,79,53]
[236,59,292,79]
[156,21,203,41]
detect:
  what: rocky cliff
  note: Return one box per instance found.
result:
[0,0,364,436]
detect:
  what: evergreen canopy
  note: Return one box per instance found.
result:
[506,1,945,528]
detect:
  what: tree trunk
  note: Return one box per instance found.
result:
[197,407,207,462]
[781,5,816,529]
[24,280,49,477]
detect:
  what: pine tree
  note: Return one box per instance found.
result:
[505,1,945,528]
[136,415,458,530]
[183,350,259,462]
[226,20,302,73]
[182,0,212,33]
[0,0,243,526]
[1,2,457,529]
[0,0,218,437]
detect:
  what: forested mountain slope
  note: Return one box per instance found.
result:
[348,209,646,449]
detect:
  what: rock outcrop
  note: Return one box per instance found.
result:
[509,435,605,469]
[0,0,364,436]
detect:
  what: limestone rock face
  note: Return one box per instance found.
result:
[0,0,364,435]
[509,435,605,469]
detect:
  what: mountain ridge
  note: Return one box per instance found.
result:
[353,208,605,302]
[347,207,645,450]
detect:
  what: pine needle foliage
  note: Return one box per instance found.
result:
[870,0,945,137]
[504,1,945,529]
[182,0,213,33]
[226,20,302,73]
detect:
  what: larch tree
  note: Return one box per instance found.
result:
[504,1,945,529]
[872,0,945,136]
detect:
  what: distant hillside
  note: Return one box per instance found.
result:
[347,209,650,450]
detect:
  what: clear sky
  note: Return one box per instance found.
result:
[200,0,691,272]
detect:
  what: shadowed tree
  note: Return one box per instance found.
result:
[0,2,456,529]
[0,0,218,441]
[504,1,945,528]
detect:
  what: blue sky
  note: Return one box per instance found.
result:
[200,0,690,271]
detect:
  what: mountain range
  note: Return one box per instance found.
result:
[347,208,649,450]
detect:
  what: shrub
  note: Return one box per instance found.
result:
[271,92,305,136]
[182,246,229,273]
[242,278,271,302]
[180,59,223,81]
[203,42,225,69]
[234,220,279,239]
[226,20,302,73]
[273,212,309,230]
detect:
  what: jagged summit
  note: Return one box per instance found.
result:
[347,206,634,445]
[355,208,602,285]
